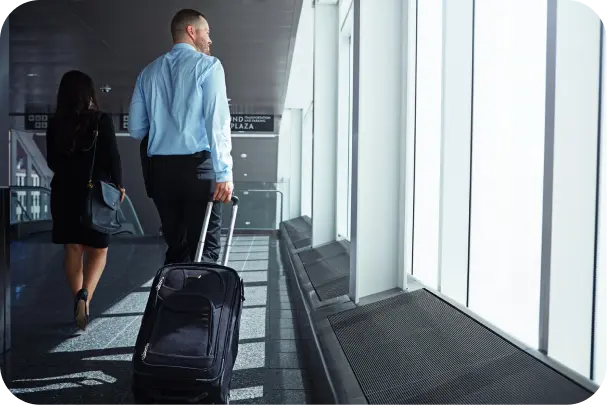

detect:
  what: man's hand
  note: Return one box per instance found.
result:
[213,181,233,203]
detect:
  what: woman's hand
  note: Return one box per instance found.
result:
[119,187,126,203]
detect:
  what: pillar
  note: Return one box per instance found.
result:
[289,109,303,219]
[350,0,409,301]
[311,0,339,247]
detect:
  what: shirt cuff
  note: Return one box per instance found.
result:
[216,170,233,183]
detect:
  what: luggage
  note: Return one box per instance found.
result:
[132,196,243,404]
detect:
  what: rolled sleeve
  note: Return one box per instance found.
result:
[202,60,233,182]
[128,73,149,140]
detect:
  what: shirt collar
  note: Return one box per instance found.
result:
[172,43,197,52]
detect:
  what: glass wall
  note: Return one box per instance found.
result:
[301,104,313,218]
[411,0,443,289]
[300,0,605,384]
[336,6,354,241]
[595,23,606,385]
[468,0,548,349]
[403,0,605,379]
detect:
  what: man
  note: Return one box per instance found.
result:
[129,9,233,264]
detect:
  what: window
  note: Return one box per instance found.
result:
[594,23,606,385]
[347,36,353,241]
[336,5,354,241]
[468,0,548,348]
[411,0,443,288]
[301,104,313,218]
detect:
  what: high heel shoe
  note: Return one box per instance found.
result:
[74,288,89,331]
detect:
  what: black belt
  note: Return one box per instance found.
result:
[149,150,211,160]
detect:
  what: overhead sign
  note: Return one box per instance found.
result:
[92,113,274,133]
[230,114,274,133]
[25,111,50,131]
[119,113,129,131]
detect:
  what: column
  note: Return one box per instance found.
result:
[545,0,601,377]
[438,0,474,305]
[301,104,313,217]
[350,0,408,302]
[311,0,338,247]
[289,109,303,219]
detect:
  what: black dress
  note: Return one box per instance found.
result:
[46,111,123,249]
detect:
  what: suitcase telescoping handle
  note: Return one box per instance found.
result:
[194,195,240,266]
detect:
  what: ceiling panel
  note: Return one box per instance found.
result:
[8,0,302,120]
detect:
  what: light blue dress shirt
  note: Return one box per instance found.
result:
[128,43,233,182]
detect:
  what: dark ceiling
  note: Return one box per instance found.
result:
[8,0,302,116]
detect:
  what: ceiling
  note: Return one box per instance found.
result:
[8,0,302,117]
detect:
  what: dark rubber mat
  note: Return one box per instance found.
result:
[328,289,593,404]
[283,217,311,234]
[293,238,312,249]
[298,242,347,264]
[283,217,312,249]
[299,246,350,301]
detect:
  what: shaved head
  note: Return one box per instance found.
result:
[170,9,212,55]
[171,9,206,41]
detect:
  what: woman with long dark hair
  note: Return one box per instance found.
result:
[46,70,125,331]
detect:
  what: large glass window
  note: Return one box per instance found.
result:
[347,36,353,241]
[336,7,354,241]
[594,25,606,385]
[301,104,313,217]
[468,0,547,348]
[412,0,443,288]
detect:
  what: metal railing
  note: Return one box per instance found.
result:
[239,189,284,224]
[9,186,144,236]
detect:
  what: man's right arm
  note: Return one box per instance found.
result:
[128,72,150,140]
[202,59,234,202]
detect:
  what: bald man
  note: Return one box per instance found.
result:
[129,9,233,265]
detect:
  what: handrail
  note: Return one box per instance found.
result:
[121,193,144,235]
[237,189,284,225]
[10,186,51,193]
[14,199,32,222]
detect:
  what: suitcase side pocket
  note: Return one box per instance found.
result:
[142,293,216,370]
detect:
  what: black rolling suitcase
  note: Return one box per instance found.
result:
[132,196,244,404]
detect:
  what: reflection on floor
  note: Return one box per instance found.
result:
[4,235,311,404]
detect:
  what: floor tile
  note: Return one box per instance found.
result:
[7,235,314,404]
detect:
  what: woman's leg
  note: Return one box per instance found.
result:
[82,246,108,308]
[64,244,84,296]
[73,246,107,331]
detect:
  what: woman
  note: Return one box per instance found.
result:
[46,70,125,331]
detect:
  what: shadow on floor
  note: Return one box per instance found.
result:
[3,235,313,404]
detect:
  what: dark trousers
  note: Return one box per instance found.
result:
[150,152,222,265]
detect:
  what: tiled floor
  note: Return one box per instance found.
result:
[3,235,311,404]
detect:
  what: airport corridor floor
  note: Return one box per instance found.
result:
[3,234,312,404]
